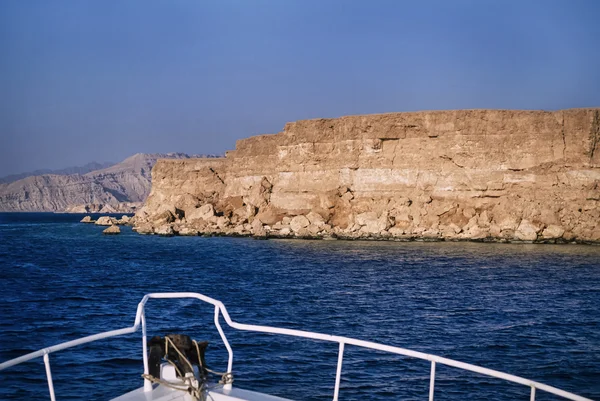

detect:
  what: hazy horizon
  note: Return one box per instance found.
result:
[1,0,599,176]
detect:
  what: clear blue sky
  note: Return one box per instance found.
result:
[1,0,599,176]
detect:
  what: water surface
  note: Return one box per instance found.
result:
[0,213,598,400]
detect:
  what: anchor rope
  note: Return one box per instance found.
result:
[141,336,233,401]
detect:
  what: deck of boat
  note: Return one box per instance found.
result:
[110,364,293,401]
[112,385,294,401]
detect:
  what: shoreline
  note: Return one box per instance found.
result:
[128,225,600,245]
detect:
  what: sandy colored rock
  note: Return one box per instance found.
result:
[133,108,600,243]
[133,222,154,235]
[70,205,90,213]
[80,215,94,223]
[95,216,116,226]
[244,177,272,209]
[306,211,326,227]
[356,211,390,234]
[515,220,540,242]
[294,227,312,238]
[178,226,199,236]
[151,210,176,226]
[66,202,141,214]
[102,225,121,235]
[307,224,321,235]
[154,225,175,236]
[290,215,310,232]
[255,205,286,225]
[251,218,267,237]
[541,225,565,239]
[99,204,117,213]
[186,204,215,222]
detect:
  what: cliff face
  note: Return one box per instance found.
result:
[0,153,205,212]
[135,109,600,243]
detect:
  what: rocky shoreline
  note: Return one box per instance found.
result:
[81,209,600,245]
[65,202,141,214]
[123,196,598,245]
[126,109,599,244]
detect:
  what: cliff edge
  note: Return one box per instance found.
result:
[134,109,600,243]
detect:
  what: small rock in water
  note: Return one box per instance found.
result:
[103,225,121,235]
[80,215,95,223]
[95,216,116,226]
[116,215,131,225]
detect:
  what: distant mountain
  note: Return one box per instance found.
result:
[0,153,219,212]
[0,161,115,184]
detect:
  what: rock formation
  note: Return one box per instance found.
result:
[102,225,121,235]
[0,153,216,212]
[65,202,142,214]
[133,109,600,244]
[95,216,117,226]
[80,216,95,223]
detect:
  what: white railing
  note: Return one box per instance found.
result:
[0,292,594,401]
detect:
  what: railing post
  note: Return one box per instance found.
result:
[333,342,345,401]
[531,386,536,401]
[214,305,234,390]
[429,360,436,401]
[43,353,56,401]
[141,309,152,392]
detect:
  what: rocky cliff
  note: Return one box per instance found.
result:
[134,109,600,243]
[0,153,210,212]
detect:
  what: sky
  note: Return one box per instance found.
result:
[1,1,599,177]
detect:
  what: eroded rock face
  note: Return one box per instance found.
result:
[134,109,600,243]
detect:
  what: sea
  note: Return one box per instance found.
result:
[0,213,598,401]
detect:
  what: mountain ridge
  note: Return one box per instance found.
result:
[0,153,218,212]
[0,161,115,184]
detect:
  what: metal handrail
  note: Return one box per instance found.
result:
[0,292,594,401]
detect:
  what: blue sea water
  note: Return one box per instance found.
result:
[0,213,599,401]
